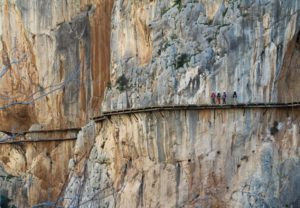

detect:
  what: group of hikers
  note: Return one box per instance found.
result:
[211,90,237,104]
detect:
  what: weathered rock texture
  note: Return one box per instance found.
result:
[103,0,300,110]
[1,0,300,207]
[65,0,300,207]
[0,0,113,131]
[0,139,76,207]
[0,1,113,204]
[66,108,300,207]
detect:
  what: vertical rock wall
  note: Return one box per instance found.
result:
[0,0,113,131]
[1,0,300,207]
[103,0,300,110]
[66,108,300,207]
[0,0,113,207]
[0,140,76,207]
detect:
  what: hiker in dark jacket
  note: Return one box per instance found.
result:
[222,91,227,104]
[233,90,237,104]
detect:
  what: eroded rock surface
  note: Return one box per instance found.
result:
[66,108,300,207]
[104,0,300,110]
[0,139,76,207]
[0,0,113,131]
[0,0,300,207]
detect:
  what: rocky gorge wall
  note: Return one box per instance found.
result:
[64,0,300,207]
[103,0,300,110]
[0,0,113,131]
[0,139,76,207]
[0,0,300,207]
[66,107,300,207]
[0,0,113,207]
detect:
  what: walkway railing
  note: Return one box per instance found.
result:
[0,137,77,144]
[0,128,81,136]
[0,128,81,144]
[1,102,299,144]
[92,102,300,122]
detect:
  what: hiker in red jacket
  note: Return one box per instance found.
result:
[217,91,221,104]
[222,91,227,104]
[211,92,216,104]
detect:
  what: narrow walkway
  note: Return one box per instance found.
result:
[0,128,81,136]
[92,102,300,122]
[0,128,81,144]
[1,102,298,144]
[0,137,77,144]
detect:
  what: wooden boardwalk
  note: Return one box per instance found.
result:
[0,137,77,144]
[92,102,300,122]
[0,127,81,136]
[0,128,81,144]
[1,102,299,144]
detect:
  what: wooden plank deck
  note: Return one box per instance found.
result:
[0,137,77,144]
[92,102,300,122]
[1,102,299,144]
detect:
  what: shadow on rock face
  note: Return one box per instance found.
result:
[277,30,300,103]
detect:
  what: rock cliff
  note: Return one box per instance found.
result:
[0,0,300,207]
[67,0,300,207]
[103,0,300,110]
[0,0,113,131]
[0,0,113,206]
[66,108,300,207]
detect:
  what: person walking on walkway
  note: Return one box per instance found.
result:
[217,91,221,104]
[211,92,216,104]
[222,91,227,104]
[233,90,237,105]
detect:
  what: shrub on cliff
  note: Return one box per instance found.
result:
[116,74,128,92]
[107,82,112,90]
[270,121,279,135]
[176,53,189,69]
[1,195,15,208]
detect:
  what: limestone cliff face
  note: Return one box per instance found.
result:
[0,0,113,131]
[103,0,300,110]
[0,139,76,206]
[65,0,300,207]
[1,0,300,207]
[0,0,113,207]
[66,108,300,207]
